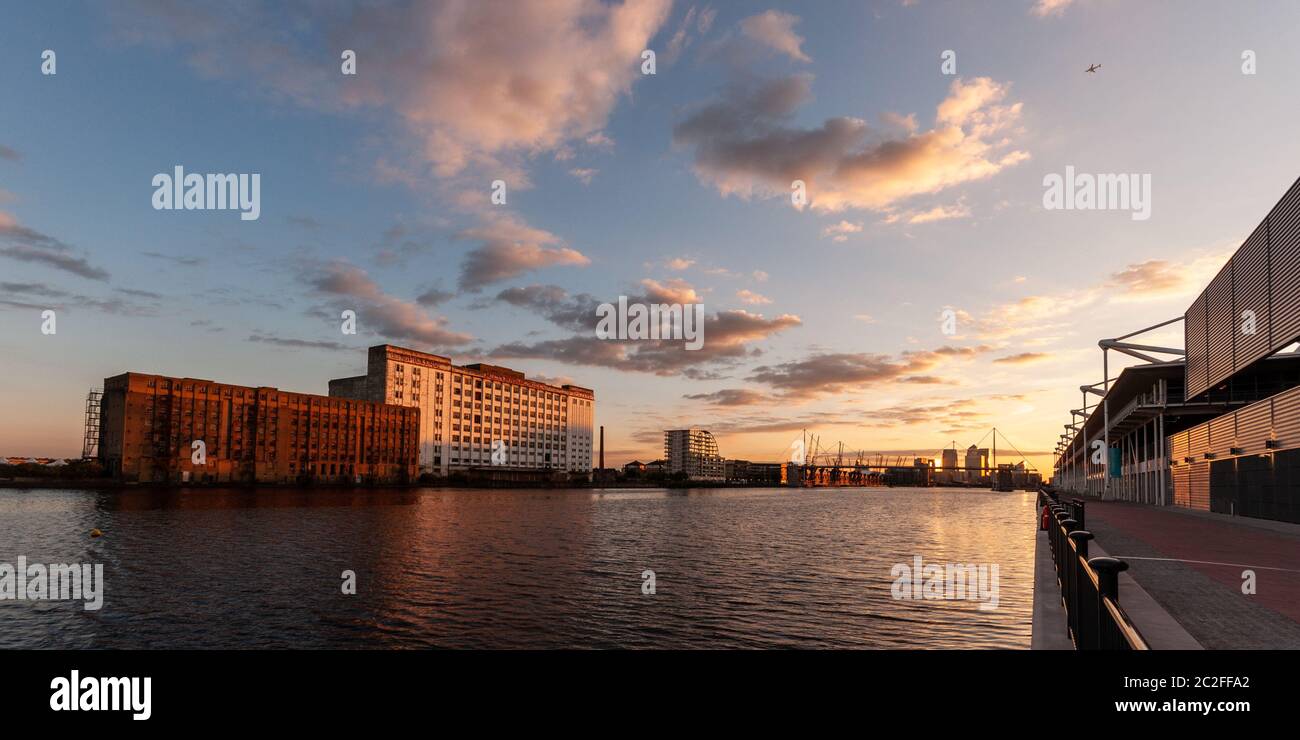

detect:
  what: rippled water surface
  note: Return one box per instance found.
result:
[0,486,1037,648]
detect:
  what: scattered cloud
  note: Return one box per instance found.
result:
[0,282,70,299]
[373,221,439,267]
[455,214,590,291]
[1031,0,1075,17]
[495,283,601,332]
[141,250,205,267]
[306,261,473,348]
[993,352,1051,365]
[664,4,718,64]
[0,280,157,316]
[1105,256,1226,300]
[116,287,163,300]
[736,288,772,305]
[286,215,321,230]
[0,211,109,281]
[415,286,455,307]
[109,0,674,186]
[568,167,598,185]
[674,75,1028,213]
[884,200,972,225]
[898,375,946,384]
[489,278,801,376]
[748,345,990,399]
[739,10,810,63]
[248,333,350,351]
[968,251,1230,342]
[821,219,863,242]
[683,388,768,406]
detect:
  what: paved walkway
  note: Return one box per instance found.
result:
[1078,500,1300,650]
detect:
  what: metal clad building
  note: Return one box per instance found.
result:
[1271,182,1300,351]
[1234,223,1271,364]
[1185,176,1300,399]
[1185,293,1209,399]
[1058,177,1300,523]
[1167,176,1300,522]
[1206,262,1234,388]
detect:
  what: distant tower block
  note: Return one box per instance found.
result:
[599,425,605,471]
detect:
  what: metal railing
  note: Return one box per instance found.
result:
[1038,489,1148,650]
[1061,496,1085,529]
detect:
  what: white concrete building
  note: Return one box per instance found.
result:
[330,345,594,476]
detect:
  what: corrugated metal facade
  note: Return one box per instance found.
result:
[1171,464,1190,507]
[1171,431,1188,463]
[1271,182,1300,352]
[1274,385,1300,441]
[1237,400,1271,450]
[1209,413,1235,451]
[1185,294,1209,399]
[1206,263,1235,385]
[1184,176,1300,400]
[1188,461,1210,511]
[1234,223,1271,363]
[1168,385,1300,522]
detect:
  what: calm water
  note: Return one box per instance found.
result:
[0,486,1037,649]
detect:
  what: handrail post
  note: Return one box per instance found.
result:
[1068,530,1094,647]
[1051,505,1066,574]
[1091,556,1126,601]
[1060,517,1078,641]
[1089,557,1130,649]
[1068,529,1092,561]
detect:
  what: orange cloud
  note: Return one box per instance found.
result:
[674,76,1028,213]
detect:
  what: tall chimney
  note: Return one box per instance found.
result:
[599,425,605,471]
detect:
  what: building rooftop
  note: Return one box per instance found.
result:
[1062,352,1300,454]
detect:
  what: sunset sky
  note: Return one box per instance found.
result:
[4,0,1300,472]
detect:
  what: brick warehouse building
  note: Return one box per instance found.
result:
[99,372,419,484]
[329,345,595,477]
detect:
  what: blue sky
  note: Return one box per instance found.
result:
[4,0,1300,470]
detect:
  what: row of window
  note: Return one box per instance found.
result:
[389,365,592,407]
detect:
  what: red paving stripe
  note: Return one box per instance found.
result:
[1087,502,1300,624]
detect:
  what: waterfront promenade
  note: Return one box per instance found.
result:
[1077,499,1300,649]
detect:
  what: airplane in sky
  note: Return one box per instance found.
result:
[1086,63,1102,73]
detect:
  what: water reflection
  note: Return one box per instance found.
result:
[0,486,1035,649]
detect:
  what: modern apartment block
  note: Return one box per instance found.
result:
[664,428,725,481]
[329,345,595,476]
[99,372,419,484]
